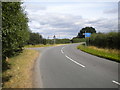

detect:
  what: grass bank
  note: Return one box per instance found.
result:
[77,45,120,63]
[2,49,39,88]
[24,44,67,48]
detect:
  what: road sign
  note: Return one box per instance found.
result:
[85,33,91,37]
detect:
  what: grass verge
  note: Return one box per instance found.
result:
[2,49,39,88]
[77,45,120,63]
[24,44,66,48]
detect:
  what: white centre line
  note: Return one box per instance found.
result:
[61,46,85,68]
[112,80,120,86]
[61,49,64,54]
[61,47,64,54]
[65,55,85,68]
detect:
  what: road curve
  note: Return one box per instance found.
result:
[37,43,119,88]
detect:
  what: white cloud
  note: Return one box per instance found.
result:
[104,8,118,14]
[23,2,118,39]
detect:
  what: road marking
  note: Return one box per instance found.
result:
[112,80,120,85]
[61,47,64,54]
[61,49,64,54]
[65,55,85,68]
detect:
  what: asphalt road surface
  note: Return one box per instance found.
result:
[35,43,119,88]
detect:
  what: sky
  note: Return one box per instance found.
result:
[22,0,118,39]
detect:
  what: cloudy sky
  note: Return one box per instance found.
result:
[22,0,118,39]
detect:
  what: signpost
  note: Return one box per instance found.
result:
[53,35,56,44]
[85,33,91,38]
[84,33,91,46]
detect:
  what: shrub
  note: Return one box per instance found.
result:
[87,32,120,49]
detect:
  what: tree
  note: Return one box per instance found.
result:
[27,32,47,45]
[77,27,96,38]
[2,2,30,60]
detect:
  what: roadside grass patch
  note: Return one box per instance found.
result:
[24,44,66,48]
[77,45,120,62]
[2,49,39,88]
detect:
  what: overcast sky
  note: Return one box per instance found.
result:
[22,0,118,39]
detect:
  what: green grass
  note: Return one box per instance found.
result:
[77,45,120,62]
[2,49,39,88]
[24,44,66,48]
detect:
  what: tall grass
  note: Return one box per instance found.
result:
[77,45,120,62]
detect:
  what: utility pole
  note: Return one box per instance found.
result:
[85,30,86,46]
[53,35,56,44]
[47,36,49,44]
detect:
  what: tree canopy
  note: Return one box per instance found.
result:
[77,27,96,38]
[2,2,30,59]
[27,32,46,45]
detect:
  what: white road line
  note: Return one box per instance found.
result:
[65,55,85,68]
[61,49,64,54]
[61,47,64,54]
[112,80,120,85]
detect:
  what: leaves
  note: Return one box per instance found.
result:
[88,32,120,49]
[77,27,96,38]
[2,2,30,60]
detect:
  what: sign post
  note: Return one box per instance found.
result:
[85,33,91,46]
[53,35,56,44]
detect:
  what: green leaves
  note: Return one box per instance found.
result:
[88,32,120,49]
[2,2,30,59]
[27,32,45,45]
[77,27,96,38]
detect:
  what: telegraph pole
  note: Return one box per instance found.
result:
[85,30,86,46]
[47,36,49,44]
[53,35,56,44]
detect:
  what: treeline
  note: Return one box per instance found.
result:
[46,39,71,44]
[86,32,120,49]
[27,32,46,45]
[27,33,71,45]
[2,2,30,60]
[71,38,85,43]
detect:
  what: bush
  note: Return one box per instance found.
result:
[27,32,47,45]
[87,32,120,49]
[71,38,85,43]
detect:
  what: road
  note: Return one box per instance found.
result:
[34,43,119,88]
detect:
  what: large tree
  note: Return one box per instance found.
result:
[77,27,96,38]
[2,2,30,60]
[27,32,45,45]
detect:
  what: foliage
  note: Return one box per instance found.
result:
[55,39,71,44]
[71,37,85,43]
[27,32,46,45]
[87,32,120,49]
[2,2,30,60]
[77,27,96,38]
[46,38,71,44]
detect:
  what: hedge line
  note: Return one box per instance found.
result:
[87,32,120,49]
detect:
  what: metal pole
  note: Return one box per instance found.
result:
[85,31,86,46]
[53,35,56,44]
[48,36,49,44]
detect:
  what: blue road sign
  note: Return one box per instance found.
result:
[85,33,91,37]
